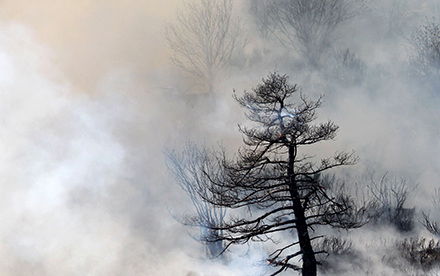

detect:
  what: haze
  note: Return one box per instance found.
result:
[0,0,440,275]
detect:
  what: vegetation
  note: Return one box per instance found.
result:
[168,73,369,276]
[249,0,363,67]
[163,1,440,275]
[166,143,227,258]
[408,17,440,89]
[164,0,246,93]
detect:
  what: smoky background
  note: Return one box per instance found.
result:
[0,0,440,275]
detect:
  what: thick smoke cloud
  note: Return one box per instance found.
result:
[0,3,260,275]
[0,16,199,276]
[0,0,181,91]
[2,0,440,275]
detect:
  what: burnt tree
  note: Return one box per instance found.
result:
[172,73,365,276]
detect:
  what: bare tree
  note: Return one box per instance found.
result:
[171,73,367,276]
[366,173,417,232]
[164,0,245,93]
[250,0,363,67]
[370,0,411,36]
[408,17,440,89]
[166,142,226,258]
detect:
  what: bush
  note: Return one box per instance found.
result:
[395,238,440,271]
[365,174,417,232]
[314,237,363,275]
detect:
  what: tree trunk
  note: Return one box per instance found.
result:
[292,197,317,276]
[288,145,317,276]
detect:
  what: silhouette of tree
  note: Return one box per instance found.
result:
[169,72,367,276]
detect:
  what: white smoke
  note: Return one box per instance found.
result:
[3,0,440,275]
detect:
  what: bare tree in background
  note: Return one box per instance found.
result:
[165,0,245,94]
[408,17,440,89]
[249,0,274,39]
[250,0,363,67]
[166,143,226,258]
[365,173,416,232]
[170,73,368,276]
[370,0,411,36]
